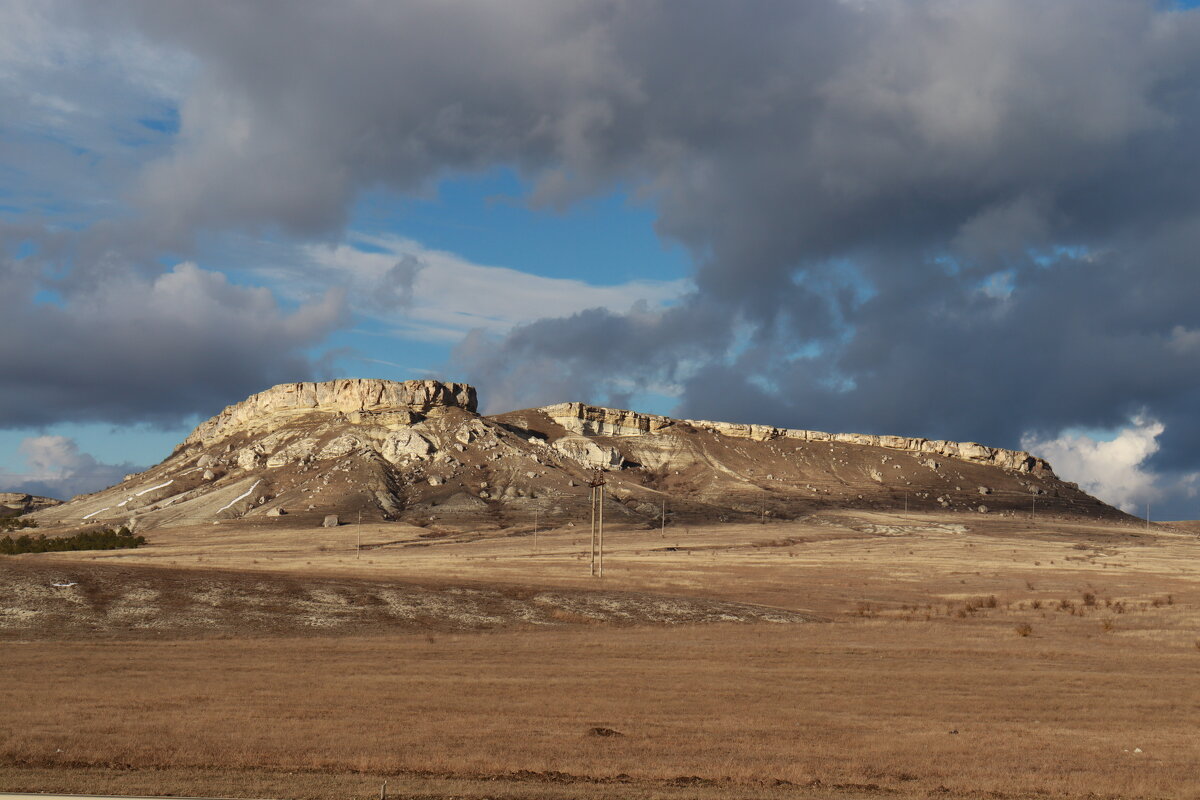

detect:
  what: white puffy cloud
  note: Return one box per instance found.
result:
[1022,418,1164,513]
[266,234,690,342]
[0,436,139,500]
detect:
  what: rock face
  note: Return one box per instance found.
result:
[30,379,1129,531]
[542,402,1050,475]
[185,379,477,448]
[0,493,61,516]
[552,436,624,470]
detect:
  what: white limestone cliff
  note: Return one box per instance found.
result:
[184,379,477,448]
[541,402,1051,474]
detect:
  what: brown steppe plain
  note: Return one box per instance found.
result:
[3,510,1200,800]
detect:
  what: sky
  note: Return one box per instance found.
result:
[3,0,1200,519]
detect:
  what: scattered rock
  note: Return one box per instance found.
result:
[587,727,625,737]
[322,515,339,528]
[381,429,433,463]
[267,507,286,516]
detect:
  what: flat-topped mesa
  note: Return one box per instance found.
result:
[184,379,477,448]
[541,402,1054,476]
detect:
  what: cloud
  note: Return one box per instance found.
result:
[0,258,347,428]
[292,235,689,343]
[0,436,140,500]
[8,1,1200,517]
[1022,419,1165,514]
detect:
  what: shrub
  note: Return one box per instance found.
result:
[0,526,146,555]
[1014,623,1033,637]
[0,516,38,532]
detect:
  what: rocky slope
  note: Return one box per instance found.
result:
[30,379,1130,531]
[1,492,61,517]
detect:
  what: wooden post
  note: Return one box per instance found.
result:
[661,498,666,536]
[590,485,597,577]
[534,506,539,554]
[598,483,605,577]
[587,471,608,577]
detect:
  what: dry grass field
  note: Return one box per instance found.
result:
[3,510,1200,799]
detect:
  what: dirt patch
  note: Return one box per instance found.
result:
[0,560,816,639]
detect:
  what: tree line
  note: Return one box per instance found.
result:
[0,526,146,555]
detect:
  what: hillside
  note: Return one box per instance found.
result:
[0,493,60,518]
[30,379,1130,531]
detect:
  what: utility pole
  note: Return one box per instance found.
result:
[598,482,605,577]
[1032,494,1036,521]
[904,490,908,515]
[661,498,666,536]
[589,470,606,577]
[1146,502,1151,530]
[534,506,539,554]
[356,509,362,558]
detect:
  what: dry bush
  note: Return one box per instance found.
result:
[1014,622,1033,637]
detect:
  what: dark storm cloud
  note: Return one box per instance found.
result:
[10,1,1200,511]
[0,250,346,428]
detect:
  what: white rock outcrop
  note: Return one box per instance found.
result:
[380,430,434,463]
[184,379,477,448]
[553,435,624,470]
[542,402,1051,474]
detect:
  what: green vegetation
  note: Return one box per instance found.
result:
[0,526,146,555]
[0,515,38,532]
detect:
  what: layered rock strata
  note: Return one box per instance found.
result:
[542,402,1051,474]
[0,493,62,515]
[185,379,477,448]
